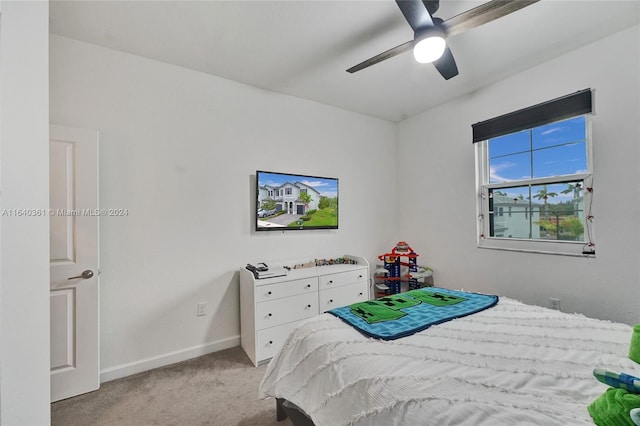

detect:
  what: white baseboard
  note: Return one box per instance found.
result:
[99,335,241,383]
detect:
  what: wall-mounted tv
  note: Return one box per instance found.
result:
[256,170,338,231]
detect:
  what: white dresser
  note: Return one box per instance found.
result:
[240,255,369,366]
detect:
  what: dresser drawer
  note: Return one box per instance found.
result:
[256,321,301,362]
[319,281,369,312]
[255,277,318,302]
[319,268,367,290]
[256,292,317,330]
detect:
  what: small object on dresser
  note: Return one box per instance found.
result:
[246,263,287,279]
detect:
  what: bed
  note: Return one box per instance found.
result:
[259,290,640,425]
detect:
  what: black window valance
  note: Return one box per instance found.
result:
[472,89,592,143]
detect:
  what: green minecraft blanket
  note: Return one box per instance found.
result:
[328,287,499,340]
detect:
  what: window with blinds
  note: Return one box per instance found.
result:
[474,90,595,256]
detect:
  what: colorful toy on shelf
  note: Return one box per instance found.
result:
[374,241,432,297]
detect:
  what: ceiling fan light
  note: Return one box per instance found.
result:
[413,36,446,64]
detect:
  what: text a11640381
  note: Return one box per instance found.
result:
[1,208,129,217]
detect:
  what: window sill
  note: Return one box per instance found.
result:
[478,238,595,258]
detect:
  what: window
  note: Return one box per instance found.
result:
[474,90,594,256]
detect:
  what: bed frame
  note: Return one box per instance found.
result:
[276,398,315,426]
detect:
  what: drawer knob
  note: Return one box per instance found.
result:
[267,291,272,295]
[269,340,273,345]
[306,284,311,288]
[359,292,363,296]
[306,304,311,308]
[329,299,334,303]
[358,275,363,278]
[268,313,272,317]
[328,280,333,284]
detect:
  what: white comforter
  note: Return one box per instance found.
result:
[260,297,640,425]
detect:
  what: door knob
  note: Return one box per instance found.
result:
[67,270,94,280]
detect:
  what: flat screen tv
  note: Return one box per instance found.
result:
[256,170,338,231]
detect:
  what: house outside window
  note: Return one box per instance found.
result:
[474,90,594,256]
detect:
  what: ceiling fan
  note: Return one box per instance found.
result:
[347,0,540,80]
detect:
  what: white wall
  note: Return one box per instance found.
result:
[397,25,640,325]
[50,35,398,380]
[0,0,50,424]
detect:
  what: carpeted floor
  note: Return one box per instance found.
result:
[51,346,292,426]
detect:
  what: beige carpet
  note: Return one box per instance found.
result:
[51,346,292,426]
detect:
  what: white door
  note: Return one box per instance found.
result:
[50,125,100,402]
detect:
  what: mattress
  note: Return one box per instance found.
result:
[259,297,640,425]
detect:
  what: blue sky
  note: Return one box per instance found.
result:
[258,171,338,198]
[489,116,587,184]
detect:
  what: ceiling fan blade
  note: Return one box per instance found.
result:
[422,0,439,15]
[444,0,540,37]
[346,40,413,73]
[395,0,434,32]
[433,47,458,80]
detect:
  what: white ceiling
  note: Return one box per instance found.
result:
[49,0,640,122]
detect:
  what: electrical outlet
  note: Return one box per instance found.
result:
[549,297,561,311]
[196,302,207,317]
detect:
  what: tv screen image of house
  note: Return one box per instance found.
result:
[256,170,338,231]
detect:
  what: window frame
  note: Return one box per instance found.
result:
[475,115,594,256]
